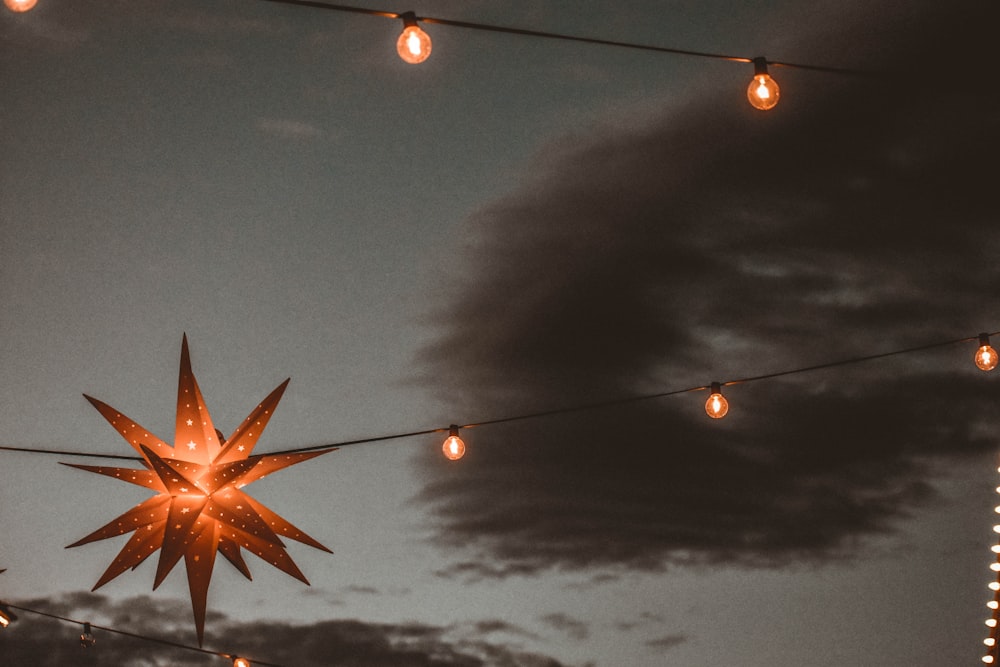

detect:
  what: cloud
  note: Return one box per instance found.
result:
[2,593,574,667]
[646,634,686,652]
[415,0,1000,574]
[539,613,589,641]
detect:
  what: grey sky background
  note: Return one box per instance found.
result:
[2,1,998,665]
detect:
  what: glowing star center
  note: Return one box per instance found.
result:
[64,336,335,646]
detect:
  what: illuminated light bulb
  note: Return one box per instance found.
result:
[3,0,37,12]
[984,656,995,664]
[442,425,466,461]
[993,545,1000,553]
[976,334,998,371]
[988,618,998,628]
[992,525,1000,534]
[396,11,431,64]
[233,657,251,667]
[80,622,96,647]
[0,608,11,628]
[746,57,780,111]
[705,382,729,419]
[989,601,999,610]
[990,582,1000,591]
[991,563,1000,572]
[987,637,997,646]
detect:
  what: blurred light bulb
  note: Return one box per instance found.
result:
[989,601,999,610]
[0,609,11,628]
[988,618,998,628]
[993,545,1000,553]
[233,657,251,667]
[991,563,1000,572]
[396,12,431,64]
[4,0,37,11]
[442,425,465,460]
[747,57,780,111]
[984,655,995,664]
[987,637,997,646]
[991,582,1000,591]
[976,334,998,371]
[705,382,729,419]
[80,622,96,647]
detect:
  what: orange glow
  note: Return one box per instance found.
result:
[705,383,729,419]
[396,21,431,64]
[0,611,10,628]
[747,74,780,110]
[976,344,998,371]
[747,57,779,111]
[66,336,334,645]
[443,433,466,460]
[4,0,37,11]
[233,658,251,667]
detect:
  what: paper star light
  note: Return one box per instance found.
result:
[64,336,334,644]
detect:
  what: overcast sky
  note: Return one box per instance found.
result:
[2,1,999,666]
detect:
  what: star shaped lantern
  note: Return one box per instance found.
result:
[65,336,334,644]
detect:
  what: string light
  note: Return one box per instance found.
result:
[976,334,998,372]
[3,0,37,12]
[80,621,96,648]
[0,330,995,463]
[0,602,281,666]
[984,462,1000,664]
[0,605,15,628]
[704,382,729,419]
[396,11,432,64]
[442,425,466,460]
[747,57,780,110]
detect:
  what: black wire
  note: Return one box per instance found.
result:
[0,331,994,461]
[0,602,283,667]
[256,0,877,77]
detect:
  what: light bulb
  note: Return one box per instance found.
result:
[989,601,999,610]
[984,655,995,664]
[991,563,1000,572]
[976,334,998,371]
[4,0,37,11]
[396,12,431,64]
[988,618,998,628]
[80,622,96,647]
[0,610,10,628]
[233,657,251,667]
[993,545,1000,553]
[987,637,997,646]
[747,57,780,111]
[442,425,465,460]
[990,582,1000,591]
[705,382,729,419]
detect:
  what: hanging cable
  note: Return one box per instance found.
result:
[0,330,993,462]
[0,602,281,667]
[255,0,877,77]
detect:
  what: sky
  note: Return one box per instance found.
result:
[1,0,999,665]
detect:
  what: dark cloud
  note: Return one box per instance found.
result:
[1,593,573,667]
[646,634,686,652]
[538,613,589,641]
[416,0,1000,574]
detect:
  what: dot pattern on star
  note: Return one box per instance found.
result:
[64,335,335,645]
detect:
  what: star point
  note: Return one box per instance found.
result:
[66,337,336,646]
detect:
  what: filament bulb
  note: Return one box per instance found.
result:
[233,658,251,667]
[396,12,432,64]
[747,57,780,111]
[976,334,998,371]
[705,382,729,419]
[442,425,466,460]
[4,0,37,11]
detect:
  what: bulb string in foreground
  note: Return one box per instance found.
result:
[0,602,278,666]
[0,329,993,462]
